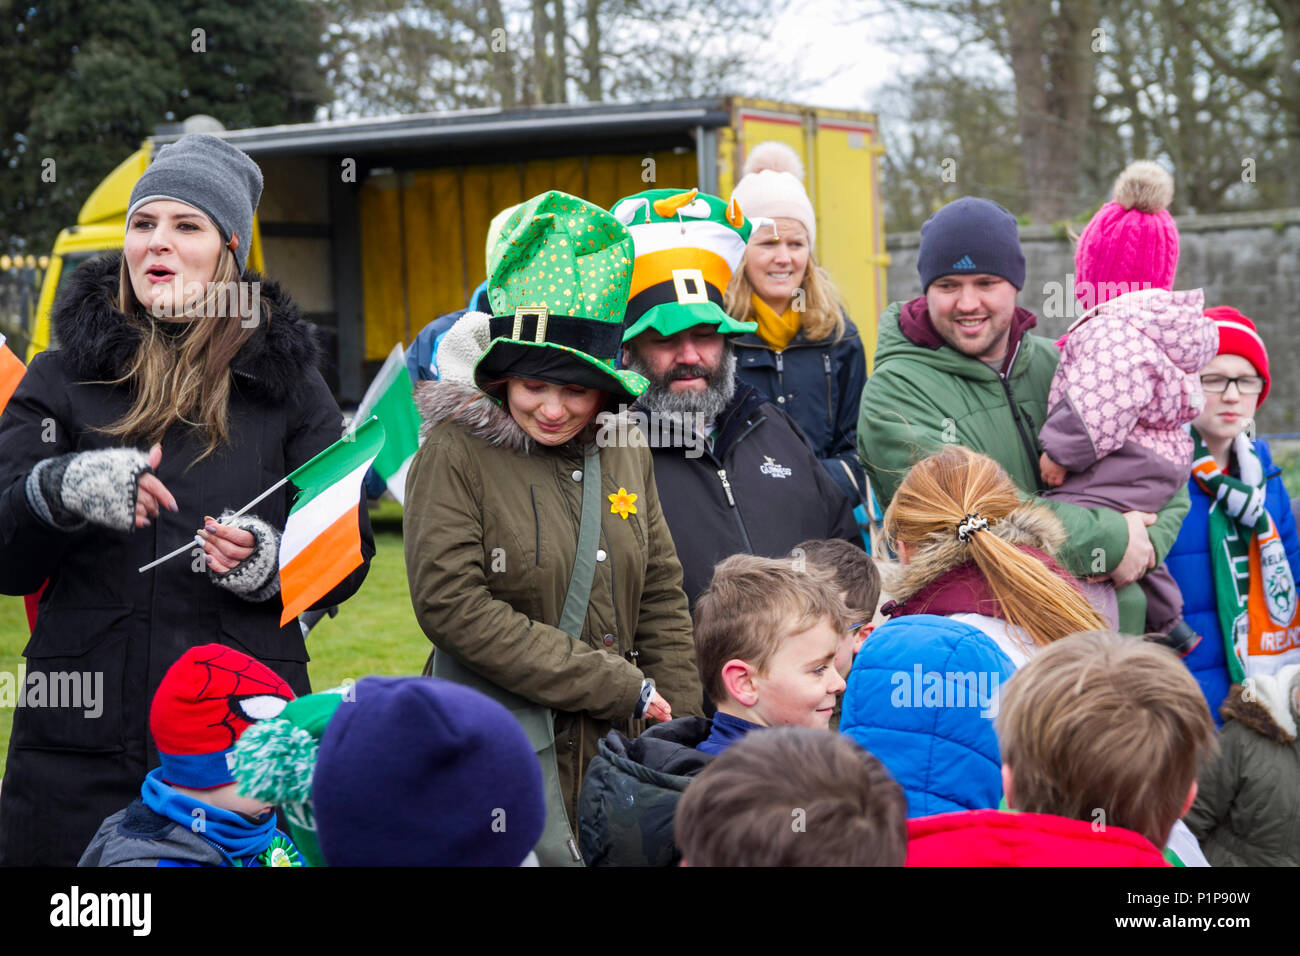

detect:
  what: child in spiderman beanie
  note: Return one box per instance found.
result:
[79,644,304,867]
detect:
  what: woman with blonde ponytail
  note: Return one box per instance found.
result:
[881,445,1104,664]
[839,446,1104,819]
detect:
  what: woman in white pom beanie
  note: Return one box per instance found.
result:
[725,142,868,507]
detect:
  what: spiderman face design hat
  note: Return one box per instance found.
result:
[150,644,294,790]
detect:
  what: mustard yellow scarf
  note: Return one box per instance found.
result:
[750,295,801,351]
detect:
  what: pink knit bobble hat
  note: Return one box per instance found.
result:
[1074,161,1179,305]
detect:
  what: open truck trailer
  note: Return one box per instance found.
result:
[30,96,887,403]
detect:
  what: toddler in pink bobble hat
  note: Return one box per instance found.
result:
[1038,162,1218,653]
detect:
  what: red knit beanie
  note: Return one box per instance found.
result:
[151,644,294,789]
[1204,306,1270,406]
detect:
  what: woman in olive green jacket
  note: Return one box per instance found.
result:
[403,192,703,863]
[1185,666,1300,867]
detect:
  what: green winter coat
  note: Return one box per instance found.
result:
[857,298,1189,634]
[1185,680,1300,867]
[403,380,704,835]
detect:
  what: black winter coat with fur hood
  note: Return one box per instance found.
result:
[0,253,372,867]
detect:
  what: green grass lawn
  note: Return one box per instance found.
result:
[1269,439,1300,499]
[0,500,424,780]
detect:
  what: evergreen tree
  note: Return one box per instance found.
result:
[2,0,326,252]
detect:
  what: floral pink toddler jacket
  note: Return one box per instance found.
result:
[1040,288,1217,514]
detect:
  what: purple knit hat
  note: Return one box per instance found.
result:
[1074,161,1179,305]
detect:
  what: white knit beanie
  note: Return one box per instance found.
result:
[730,142,816,246]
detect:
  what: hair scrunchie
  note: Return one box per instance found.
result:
[956,513,989,542]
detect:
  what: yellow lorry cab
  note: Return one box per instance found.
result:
[32,96,886,401]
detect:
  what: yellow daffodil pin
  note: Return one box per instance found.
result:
[609,487,637,519]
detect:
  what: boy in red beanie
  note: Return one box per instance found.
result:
[79,644,303,867]
[1172,306,1300,717]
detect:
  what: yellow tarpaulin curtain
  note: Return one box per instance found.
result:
[360,151,700,361]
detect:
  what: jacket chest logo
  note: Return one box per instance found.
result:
[759,456,793,479]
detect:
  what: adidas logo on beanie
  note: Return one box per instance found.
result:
[918,197,1025,291]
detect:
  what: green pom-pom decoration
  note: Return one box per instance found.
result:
[231,718,320,805]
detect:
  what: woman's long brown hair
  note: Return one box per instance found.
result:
[100,248,268,462]
[884,445,1105,647]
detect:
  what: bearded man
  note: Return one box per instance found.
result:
[621,322,861,606]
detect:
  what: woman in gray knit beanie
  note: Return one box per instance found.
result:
[0,133,374,866]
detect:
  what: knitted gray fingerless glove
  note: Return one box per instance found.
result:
[25,448,151,532]
[206,512,282,602]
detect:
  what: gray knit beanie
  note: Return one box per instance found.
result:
[127,133,263,272]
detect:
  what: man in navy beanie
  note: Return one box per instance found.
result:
[855,196,1189,635]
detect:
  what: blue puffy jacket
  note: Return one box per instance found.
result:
[1166,438,1300,722]
[840,614,1016,818]
[733,322,868,504]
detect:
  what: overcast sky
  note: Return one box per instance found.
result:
[765,0,908,111]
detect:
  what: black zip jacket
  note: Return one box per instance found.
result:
[733,321,868,504]
[637,385,862,606]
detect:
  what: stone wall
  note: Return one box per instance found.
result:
[884,209,1300,434]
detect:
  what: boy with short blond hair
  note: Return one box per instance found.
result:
[693,553,850,754]
[580,554,851,865]
[675,727,907,866]
[907,630,1218,866]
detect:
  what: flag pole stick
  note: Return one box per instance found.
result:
[137,476,290,574]
[135,416,380,575]
[223,477,290,522]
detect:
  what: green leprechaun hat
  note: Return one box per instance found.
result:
[610,187,759,341]
[475,190,648,401]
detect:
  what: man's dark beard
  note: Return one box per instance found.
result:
[625,342,737,421]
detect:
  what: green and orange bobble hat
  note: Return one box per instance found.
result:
[473,189,649,402]
[609,187,760,341]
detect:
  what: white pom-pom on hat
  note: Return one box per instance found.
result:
[742,141,805,182]
[1112,160,1174,214]
[731,142,816,247]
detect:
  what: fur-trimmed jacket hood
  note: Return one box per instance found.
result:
[1219,666,1300,743]
[414,379,534,454]
[52,252,320,405]
[1185,663,1300,867]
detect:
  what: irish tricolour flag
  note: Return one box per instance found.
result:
[354,343,421,505]
[0,333,24,417]
[279,416,385,625]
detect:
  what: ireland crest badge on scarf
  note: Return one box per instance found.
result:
[1244,523,1300,678]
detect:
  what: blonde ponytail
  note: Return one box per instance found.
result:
[883,446,1105,646]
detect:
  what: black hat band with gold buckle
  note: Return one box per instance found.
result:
[489,306,623,360]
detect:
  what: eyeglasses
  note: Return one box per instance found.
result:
[1200,374,1264,395]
